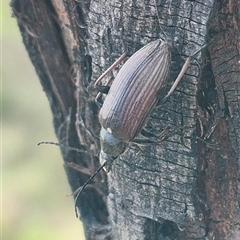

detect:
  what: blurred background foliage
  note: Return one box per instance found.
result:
[2,1,85,239]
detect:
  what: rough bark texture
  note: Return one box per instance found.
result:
[11,0,240,239]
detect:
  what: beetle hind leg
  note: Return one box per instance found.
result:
[132,125,170,145]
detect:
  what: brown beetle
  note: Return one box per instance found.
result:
[96,33,205,168]
[97,39,171,169]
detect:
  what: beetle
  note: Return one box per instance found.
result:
[95,36,205,169]
[97,39,171,169]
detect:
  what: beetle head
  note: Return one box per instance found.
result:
[99,127,127,171]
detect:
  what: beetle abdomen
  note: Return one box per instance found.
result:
[99,39,171,142]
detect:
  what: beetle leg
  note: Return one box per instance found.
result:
[140,126,170,139]
[94,85,110,94]
[140,128,159,139]
[156,56,190,105]
[94,77,114,107]
[132,137,166,145]
[95,92,104,108]
[165,57,191,99]
[156,57,191,106]
[157,42,213,106]
[93,54,128,107]
[132,126,170,145]
[94,53,127,86]
[94,79,114,108]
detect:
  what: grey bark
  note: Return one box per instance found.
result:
[11,0,240,239]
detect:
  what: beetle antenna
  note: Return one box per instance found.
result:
[37,141,106,217]
[154,0,167,39]
[74,162,107,218]
[37,141,89,154]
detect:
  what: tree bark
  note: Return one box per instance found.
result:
[11,0,240,239]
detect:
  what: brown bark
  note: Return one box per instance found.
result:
[11,0,240,239]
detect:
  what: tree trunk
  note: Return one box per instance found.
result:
[11,0,240,239]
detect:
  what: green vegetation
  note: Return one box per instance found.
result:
[2,1,85,239]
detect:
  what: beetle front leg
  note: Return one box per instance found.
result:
[95,92,105,108]
[94,53,128,108]
[157,42,211,106]
[94,77,114,108]
[156,56,191,106]
[94,53,127,86]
